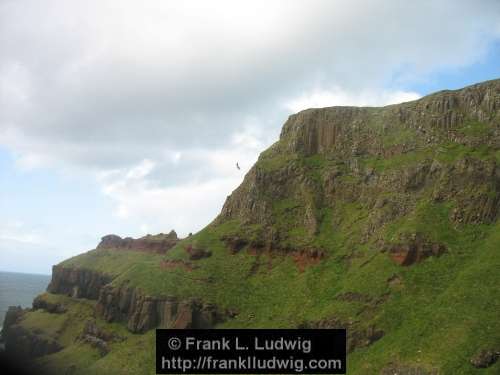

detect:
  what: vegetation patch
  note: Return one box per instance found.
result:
[457,119,491,138]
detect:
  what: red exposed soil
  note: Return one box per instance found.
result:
[388,239,446,266]
[244,245,325,273]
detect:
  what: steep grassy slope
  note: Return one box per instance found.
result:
[3,79,500,375]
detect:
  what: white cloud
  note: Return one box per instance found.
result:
[1,1,499,170]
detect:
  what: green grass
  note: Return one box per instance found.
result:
[360,148,433,172]
[26,293,153,375]
[348,222,500,374]
[383,200,456,244]
[35,214,500,374]
[302,154,331,169]
[457,119,491,138]
[256,144,297,172]
[23,205,500,375]
[435,142,495,163]
[381,128,418,147]
[21,294,96,347]
[61,249,165,277]
[38,343,102,375]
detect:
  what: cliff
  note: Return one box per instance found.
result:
[2,79,500,375]
[217,80,500,254]
[47,266,112,299]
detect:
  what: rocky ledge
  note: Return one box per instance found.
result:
[33,295,67,313]
[41,263,233,335]
[76,319,126,357]
[97,284,234,333]
[97,230,179,254]
[385,233,447,266]
[47,265,112,299]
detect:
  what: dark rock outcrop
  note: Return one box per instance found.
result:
[97,230,179,254]
[79,334,109,357]
[2,306,25,331]
[470,349,500,368]
[97,234,124,249]
[96,284,229,333]
[32,295,67,313]
[222,235,248,254]
[78,319,125,343]
[386,234,446,266]
[76,320,125,357]
[185,244,212,260]
[47,265,112,299]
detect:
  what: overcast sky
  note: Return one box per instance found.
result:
[1,0,500,274]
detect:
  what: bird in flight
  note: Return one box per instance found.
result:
[236,162,240,170]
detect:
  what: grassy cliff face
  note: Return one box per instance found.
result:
[4,79,500,375]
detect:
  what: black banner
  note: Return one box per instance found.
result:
[156,329,346,374]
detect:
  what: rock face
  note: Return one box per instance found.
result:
[216,79,500,256]
[222,235,248,254]
[0,266,230,367]
[2,306,25,330]
[279,80,499,157]
[47,265,112,299]
[96,284,228,333]
[78,319,125,343]
[44,264,229,334]
[184,244,212,260]
[76,320,126,357]
[32,295,67,313]
[387,234,446,266]
[97,230,179,254]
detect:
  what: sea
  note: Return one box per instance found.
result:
[0,271,51,329]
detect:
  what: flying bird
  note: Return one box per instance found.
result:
[236,162,240,170]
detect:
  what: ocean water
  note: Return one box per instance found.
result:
[0,271,51,328]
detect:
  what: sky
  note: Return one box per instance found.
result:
[1,0,500,274]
